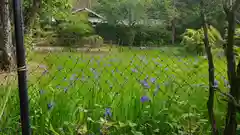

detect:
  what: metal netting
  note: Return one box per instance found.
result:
[0,40,229,134]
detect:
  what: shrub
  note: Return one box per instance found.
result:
[55,13,94,47]
[134,25,171,46]
[81,35,104,48]
[234,28,240,46]
[95,23,171,46]
[145,41,155,47]
[24,35,34,54]
[181,26,223,55]
[234,46,240,59]
[55,22,93,46]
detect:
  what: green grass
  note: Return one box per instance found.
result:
[0,47,229,134]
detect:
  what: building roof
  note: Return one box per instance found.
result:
[72,8,105,20]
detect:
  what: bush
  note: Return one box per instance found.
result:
[181,26,223,55]
[234,46,240,59]
[234,28,240,46]
[95,23,171,46]
[134,25,171,46]
[55,22,93,46]
[24,35,35,55]
[55,13,94,47]
[81,35,104,48]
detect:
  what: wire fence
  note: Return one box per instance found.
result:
[0,40,230,134]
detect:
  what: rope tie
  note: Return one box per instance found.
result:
[17,66,27,71]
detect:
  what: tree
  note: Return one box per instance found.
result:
[23,0,72,34]
[222,0,240,134]
[147,0,199,44]
[200,0,240,134]
[163,0,179,44]
[94,0,150,26]
[0,0,15,71]
[24,0,42,33]
[200,0,218,134]
[94,0,151,45]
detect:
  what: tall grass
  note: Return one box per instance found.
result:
[0,47,228,134]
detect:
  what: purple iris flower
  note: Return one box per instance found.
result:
[56,85,61,89]
[141,80,150,89]
[111,70,115,74]
[90,68,96,72]
[213,80,219,88]
[70,74,76,81]
[42,69,48,75]
[224,79,231,88]
[39,64,47,69]
[39,90,44,95]
[151,78,156,83]
[104,108,112,118]
[141,96,150,103]
[47,102,54,110]
[64,87,68,93]
[131,68,138,73]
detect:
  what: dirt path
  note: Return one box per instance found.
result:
[0,62,44,86]
[34,46,112,53]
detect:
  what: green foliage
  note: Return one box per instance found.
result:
[40,0,72,21]
[24,35,35,56]
[163,0,180,21]
[95,23,132,45]
[0,47,228,134]
[234,28,240,46]
[55,13,94,47]
[181,26,223,55]
[95,23,171,46]
[208,26,224,46]
[234,46,240,60]
[94,0,150,25]
[57,22,92,38]
[26,2,95,47]
[134,25,171,46]
[92,0,225,46]
[181,29,204,55]
[81,35,104,48]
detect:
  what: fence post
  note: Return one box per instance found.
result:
[12,0,31,135]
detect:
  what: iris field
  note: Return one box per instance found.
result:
[0,47,231,134]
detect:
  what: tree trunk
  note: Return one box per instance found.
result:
[24,0,41,34]
[224,9,238,135]
[171,19,176,44]
[171,0,176,45]
[200,1,218,134]
[0,0,15,71]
